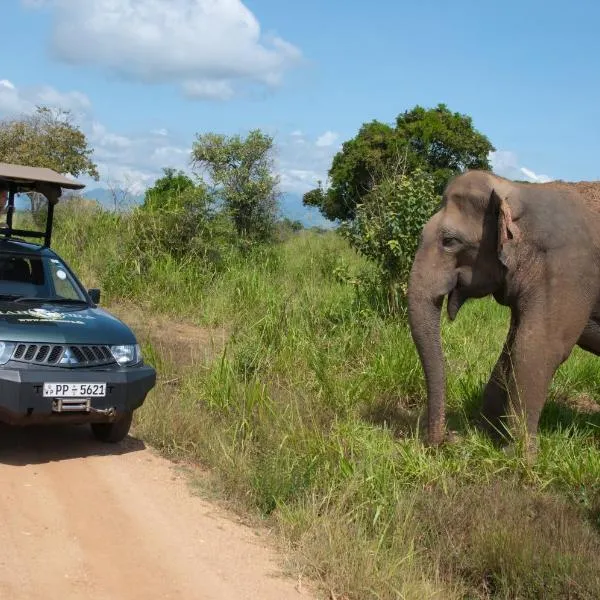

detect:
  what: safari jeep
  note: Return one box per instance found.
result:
[0,162,156,442]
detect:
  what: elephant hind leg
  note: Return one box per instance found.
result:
[478,313,517,440]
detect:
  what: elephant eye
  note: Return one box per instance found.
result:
[442,235,462,250]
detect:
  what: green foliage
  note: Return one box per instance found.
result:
[191,129,279,245]
[0,105,99,226]
[304,103,494,222]
[304,121,401,221]
[0,106,98,179]
[340,169,439,309]
[142,167,197,210]
[136,167,220,259]
[396,103,495,194]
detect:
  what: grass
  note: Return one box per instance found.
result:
[39,199,600,598]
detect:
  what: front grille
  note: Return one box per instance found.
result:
[12,343,115,367]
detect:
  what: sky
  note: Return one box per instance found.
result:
[2,0,600,222]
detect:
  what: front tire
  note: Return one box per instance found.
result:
[90,411,133,443]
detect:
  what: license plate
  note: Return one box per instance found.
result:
[43,383,107,398]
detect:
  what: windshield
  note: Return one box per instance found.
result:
[0,252,87,303]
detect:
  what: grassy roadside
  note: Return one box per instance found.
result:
[48,201,600,599]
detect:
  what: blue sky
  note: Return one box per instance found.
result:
[3,0,600,221]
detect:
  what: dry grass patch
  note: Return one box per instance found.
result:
[420,480,600,599]
[108,300,228,372]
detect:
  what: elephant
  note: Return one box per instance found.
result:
[407,169,600,451]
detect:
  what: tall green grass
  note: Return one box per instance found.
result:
[45,200,600,599]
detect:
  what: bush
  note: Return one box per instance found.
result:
[339,169,439,311]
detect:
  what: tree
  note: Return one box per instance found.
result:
[303,121,403,221]
[143,167,196,211]
[0,105,98,178]
[0,106,99,223]
[137,167,215,258]
[395,104,495,193]
[303,103,494,222]
[190,129,279,243]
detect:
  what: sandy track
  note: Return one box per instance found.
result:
[0,424,311,600]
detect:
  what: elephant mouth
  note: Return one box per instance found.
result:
[447,285,467,321]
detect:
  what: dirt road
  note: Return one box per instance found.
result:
[0,424,312,600]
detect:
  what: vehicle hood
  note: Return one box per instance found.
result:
[0,304,137,345]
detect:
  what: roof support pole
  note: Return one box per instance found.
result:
[44,198,55,247]
[5,183,16,234]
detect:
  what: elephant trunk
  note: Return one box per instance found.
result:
[407,245,454,446]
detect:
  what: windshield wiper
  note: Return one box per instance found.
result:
[13,297,88,304]
[0,294,23,301]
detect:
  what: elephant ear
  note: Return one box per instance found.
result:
[492,185,521,268]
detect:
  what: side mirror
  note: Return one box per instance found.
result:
[88,288,101,304]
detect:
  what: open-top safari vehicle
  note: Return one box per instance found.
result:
[0,162,156,442]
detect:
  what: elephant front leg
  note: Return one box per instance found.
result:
[482,305,588,456]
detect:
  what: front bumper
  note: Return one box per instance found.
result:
[0,363,156,425]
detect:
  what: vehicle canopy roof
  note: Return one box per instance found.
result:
[0,162,86,248]
[0,162,85,197]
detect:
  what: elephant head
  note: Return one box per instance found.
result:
[407,170,523,445]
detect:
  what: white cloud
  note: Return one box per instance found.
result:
[29,0,302,100]
[489,150,552,183]
[519,167,552,183]
[0,79,190,194]
[85,124,193,194]
[182,79,235,101]
[0,78,92,117]
[276,130,339,195]
[315,130,338,147]
[0,79,336,209]
[90,122,132,149]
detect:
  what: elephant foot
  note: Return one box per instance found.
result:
[425,428,462,447]
[501,435,538,465]
[444,429,462,444]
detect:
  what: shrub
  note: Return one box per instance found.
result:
[339,169,439,311]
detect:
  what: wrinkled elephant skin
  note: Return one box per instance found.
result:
[408,170,600,449]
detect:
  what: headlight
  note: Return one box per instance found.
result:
[110,344,141,366]
[0,341,15,365]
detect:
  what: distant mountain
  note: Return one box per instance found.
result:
[79,188,335,229]
[82,188,144,210]
[278,193,335,229]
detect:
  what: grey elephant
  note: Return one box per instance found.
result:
[407,170,600,449]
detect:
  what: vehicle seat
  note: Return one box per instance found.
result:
[3,258,32,283]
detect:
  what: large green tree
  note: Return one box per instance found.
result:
[303,103,494,222]
[0,106,99,179]
[0,106,99,221]
[190,129,279,243]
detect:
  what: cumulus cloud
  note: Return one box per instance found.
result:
[28,0,302,100]
[0,78,91,117]
[0,79,190,193]
[315,130,338,147]
[276,130,340,195]
[490,150,552,183]
[85,123,193,193]
[519,167,552,183]
[0,78,336,211]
